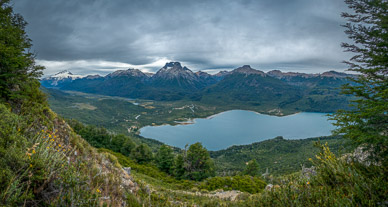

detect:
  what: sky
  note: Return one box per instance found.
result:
[13,0,352,76]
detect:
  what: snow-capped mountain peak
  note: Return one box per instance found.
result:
[41,70,84,87]
[51,70,84,80]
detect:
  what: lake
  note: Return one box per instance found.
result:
[140,110,335,150]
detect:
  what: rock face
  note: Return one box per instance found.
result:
[195,71,217,85]
[123,167,131,175]
[301,165,316,179]
[213,70,230,81]
[106,68,148,79]
[231,65,266,76]
[342,146,381,166]
[267,70,313,79]
[151,62,206,90]
[153,62,197,80]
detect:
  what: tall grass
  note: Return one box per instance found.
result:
[0,104,101,206]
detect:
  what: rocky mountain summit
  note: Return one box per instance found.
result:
[153,62,197,80]
[106,68,148,79]
[232,65,266,76]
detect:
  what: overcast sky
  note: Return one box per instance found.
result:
[13,0,352,76]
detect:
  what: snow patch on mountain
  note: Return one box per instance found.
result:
[41,70,84,86]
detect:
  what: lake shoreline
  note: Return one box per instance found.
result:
[140,110,334,150]
[148,110,302,128]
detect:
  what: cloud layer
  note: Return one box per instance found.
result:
[14,0,352,75]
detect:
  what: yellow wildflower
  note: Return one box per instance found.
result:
[32,150,36,154]
[96,189,101,193]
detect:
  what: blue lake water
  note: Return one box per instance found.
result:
[140,110,335,150]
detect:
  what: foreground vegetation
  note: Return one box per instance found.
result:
[1,2,132,205]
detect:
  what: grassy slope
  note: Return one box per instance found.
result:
[0,102,135,206]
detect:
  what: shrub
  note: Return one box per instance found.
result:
[0,104,100,206]
[200,175,266,194]
[248,143,388,206]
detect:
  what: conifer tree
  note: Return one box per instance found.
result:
[331,0,387,160]
[243,159,260,176]
[184,142,214,181]
[173,153,185,179]
[155,145,174,174]
[0,0,44,104]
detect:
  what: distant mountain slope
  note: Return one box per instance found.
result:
[41,62,355,111]
[201,65,302,105]
[63,68,151,98]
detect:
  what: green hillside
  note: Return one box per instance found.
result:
[212,136,348,176]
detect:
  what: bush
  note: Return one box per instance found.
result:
[247,143,388,206]
[131,144,153,164]
[200,175,266,194]
[155,145,174,174]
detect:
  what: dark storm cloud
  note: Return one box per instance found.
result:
[13,0,351,74]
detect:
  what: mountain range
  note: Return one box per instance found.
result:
[41,62,355,112]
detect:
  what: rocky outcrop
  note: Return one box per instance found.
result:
[106,68,148,79]
[342,146,381,166]
[153,62,198,81]
[231,65,266,76]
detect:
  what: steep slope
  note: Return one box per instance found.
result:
[0,102,138,206]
